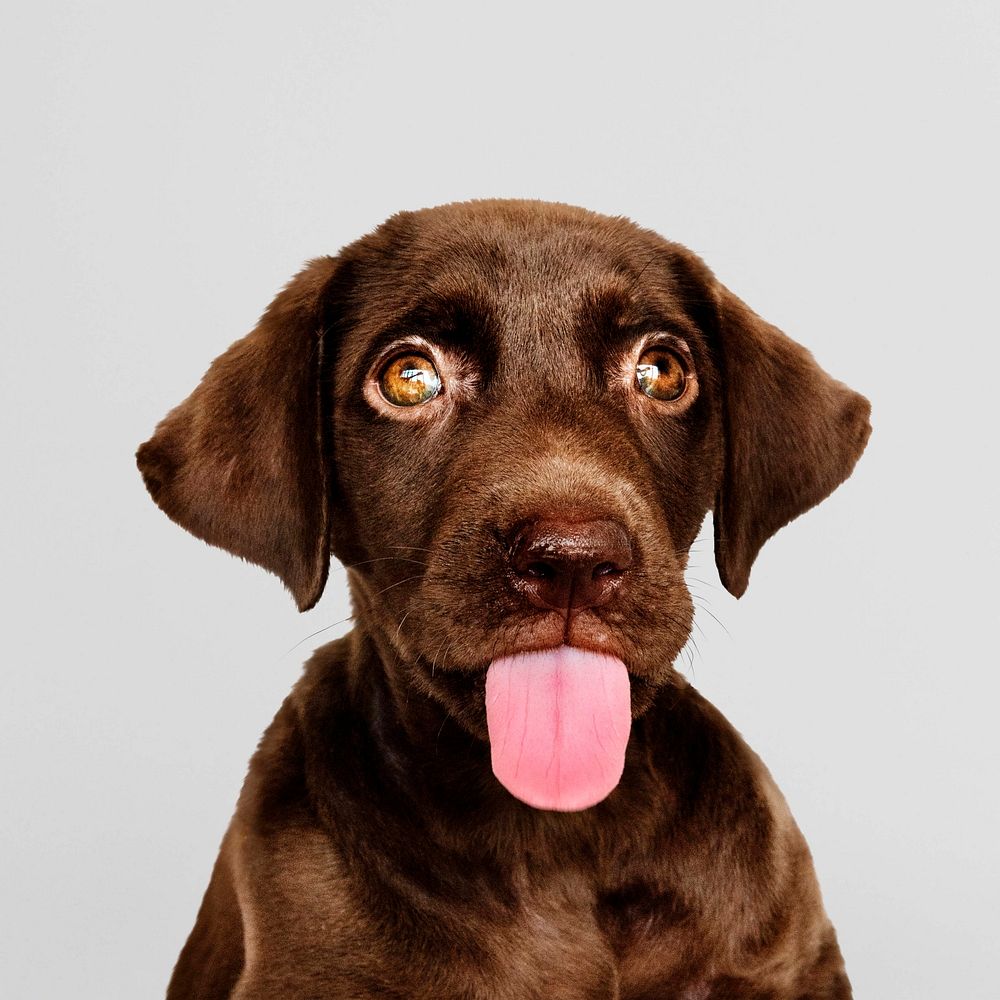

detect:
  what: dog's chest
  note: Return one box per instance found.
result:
[399,876,706,1000]
[367,870,710,998]
[232,826,717,999]
[478,878,713,1000]
[472,881,622,1000]
[499,882,710,1000]
[390,870,710,1000]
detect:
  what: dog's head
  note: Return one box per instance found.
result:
[138,200,870,808]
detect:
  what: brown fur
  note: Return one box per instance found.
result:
[137,199,870,999]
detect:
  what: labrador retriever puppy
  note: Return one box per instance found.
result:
[137,199,871,999]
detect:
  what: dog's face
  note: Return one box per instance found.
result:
[138,199,870,751]
[331,204,726,732]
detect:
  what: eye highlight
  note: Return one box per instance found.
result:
[636,346,688,402]
[378,352,442,406]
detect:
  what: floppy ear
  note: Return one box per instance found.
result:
[712,284,872,598]
[136,256,342,612]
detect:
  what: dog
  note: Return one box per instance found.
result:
[137,199,871,999]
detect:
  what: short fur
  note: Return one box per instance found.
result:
[137,199,871,999]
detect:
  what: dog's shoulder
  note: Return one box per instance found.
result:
[641,682,808,899]
[649,683,789,815]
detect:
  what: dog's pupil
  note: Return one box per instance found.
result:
[637,348,684,401]
[380,353,441,406]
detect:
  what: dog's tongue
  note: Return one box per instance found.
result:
[485,646,631,812]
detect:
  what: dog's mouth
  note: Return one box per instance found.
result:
[398,545,693,812]
[485,645,631,813]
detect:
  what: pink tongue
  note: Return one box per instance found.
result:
[485,646,631,812]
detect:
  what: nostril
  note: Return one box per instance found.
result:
[592,561,623,579]
[524,561,555,580]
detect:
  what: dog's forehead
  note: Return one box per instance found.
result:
[342,201,702,363]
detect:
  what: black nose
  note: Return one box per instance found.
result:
[508,518,633,613]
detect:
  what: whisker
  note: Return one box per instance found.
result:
[393,609,414,646]
[691,599,730,636]
[681,641,696,676]
[282,613,355,657]
[440,637,460,674]
[430,633,461,677]
[429,636,445,677]
[342,556,428,571]
[686,635,702,664]
[370,574,425,600]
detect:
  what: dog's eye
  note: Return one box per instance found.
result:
[378,353,442,406]
[636,347,688,401]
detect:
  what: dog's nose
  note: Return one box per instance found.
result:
[508,518,633,612]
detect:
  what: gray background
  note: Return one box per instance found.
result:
[3,2,997,996]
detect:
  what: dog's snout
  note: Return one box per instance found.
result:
[508,518,633,612]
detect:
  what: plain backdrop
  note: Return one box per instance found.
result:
[2,2,998,997]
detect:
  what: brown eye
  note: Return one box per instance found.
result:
[378,353,442,406]
[636,347,688,401]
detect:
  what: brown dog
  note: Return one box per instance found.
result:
[137,199,871,999]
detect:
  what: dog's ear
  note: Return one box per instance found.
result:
[136,257,342,612]
[712,284,871,598]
